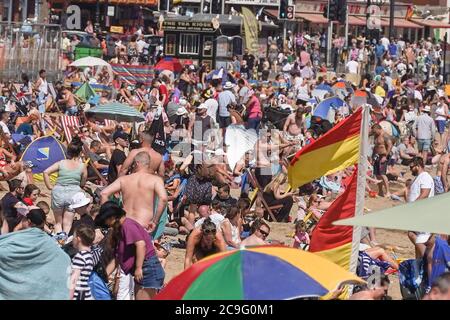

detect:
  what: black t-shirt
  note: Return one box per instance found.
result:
[107,149,126,183]
[243,54,256,69]
[1,192,20,218]
[69,214,95,237]
[213,195,238,209]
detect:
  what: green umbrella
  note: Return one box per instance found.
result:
[334,192,450,235]
[86,102,145,122]
[75,82,96,102]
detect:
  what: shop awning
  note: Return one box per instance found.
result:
[347,16,367,26]
[381,18,422,29]
[71,0,157,4]
[296,13,328,24]
[411,18,450,29]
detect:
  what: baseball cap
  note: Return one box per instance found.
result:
[69,192,91,210]
[197,103,208,110]
[113,131,129,142]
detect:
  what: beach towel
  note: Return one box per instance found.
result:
[151,196,168,241]
[357,251,391,279]
[0,228,71,300]
[428,237,450,287]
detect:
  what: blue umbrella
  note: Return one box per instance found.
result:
[313,97,345,119]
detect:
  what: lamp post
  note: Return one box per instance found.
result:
[389,0,394,39]
[444,32,448,84]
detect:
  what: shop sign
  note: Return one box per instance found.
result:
[163,21,215,32]
[225,0,279,6]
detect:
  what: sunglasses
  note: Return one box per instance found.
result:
[259,229,269,237]
[203,228,216,235]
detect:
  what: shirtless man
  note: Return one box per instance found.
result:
[255,130,294,189]
[283,107,306,156]
[283,107,306,140]
[59,86,77,115]
[184,218,227,269]
[371,124,393,197]
[240,218,270,247]
[100,151,168,232]
[119,131,164,177]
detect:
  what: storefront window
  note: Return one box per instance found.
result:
[203,36,213,57]
[166,34,176,56]
[179,34,200,55]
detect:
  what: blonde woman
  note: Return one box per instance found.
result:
[262,173,294,222]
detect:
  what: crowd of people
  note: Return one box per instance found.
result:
[0,22,449,300]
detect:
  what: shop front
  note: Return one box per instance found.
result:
[162,14,277,68]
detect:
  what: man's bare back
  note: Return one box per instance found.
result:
[115,171,165,228]
[241,234,266,247]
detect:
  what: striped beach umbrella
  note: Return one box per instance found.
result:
[85,102,145,122]
[155,246,363,300]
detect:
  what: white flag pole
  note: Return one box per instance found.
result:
[349,104,370,274]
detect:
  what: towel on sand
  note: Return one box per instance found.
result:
[0,228,71,300]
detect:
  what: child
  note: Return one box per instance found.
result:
[293,220,310,250]
[68,192,94,237]
[69,224,95,300]
[165,163,181,196]
[391,179,412,202]
[304,129,316,146]
[36,200,53,234]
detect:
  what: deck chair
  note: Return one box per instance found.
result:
[302,211,317,233]
[247,169,280,222]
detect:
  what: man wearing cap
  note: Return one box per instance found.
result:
[201,89,218,121]
[217,82,237,131]
[101,151,168,233]
[188,103,215,145]
[108,131,129,184]
[407,156,434,259]
[415,105,436,163]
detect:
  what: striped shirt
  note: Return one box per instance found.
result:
[72,250,94,300]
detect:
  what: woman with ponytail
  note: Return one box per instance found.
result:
[95,201,165,300]
[43,136,87,242]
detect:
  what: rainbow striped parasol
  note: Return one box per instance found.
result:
[155,246,363,300]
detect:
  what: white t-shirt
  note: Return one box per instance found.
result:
[346,60,359,74]
[408,172,434,203]
[137,40,146,53]
[195,213,225,229]
[380,37,390,50]
[205,98,219,120]
[0,121,10,136]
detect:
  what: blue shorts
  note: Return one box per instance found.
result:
[417,139,432,152]
[136,255,165,289]
[436,120,446,134]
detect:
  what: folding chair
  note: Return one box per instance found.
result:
[247,169,280,222]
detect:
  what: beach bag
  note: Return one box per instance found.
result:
[89,272,112,300]
[398,259,427,300]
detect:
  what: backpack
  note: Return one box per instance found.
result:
[398,259,427,300]
[89,271,112,300]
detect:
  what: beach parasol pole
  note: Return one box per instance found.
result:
[349,104,370,274]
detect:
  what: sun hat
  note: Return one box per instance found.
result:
[176,107,188,116]
[69,192,91,210]
[223,81,234,90]
[423,105,431,113]
[197,103,208,110]
[179,98,188,106]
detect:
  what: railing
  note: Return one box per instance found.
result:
[0,22,62,82]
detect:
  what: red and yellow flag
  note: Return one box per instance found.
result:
[309,169,358,270]
[288,108,362,189]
